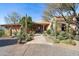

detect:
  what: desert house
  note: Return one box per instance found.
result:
[52,16,77,32]
[0,16,76,36]
[0,20,50,36]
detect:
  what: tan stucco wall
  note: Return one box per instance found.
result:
[5,30,10,36]
[4,29,20,37]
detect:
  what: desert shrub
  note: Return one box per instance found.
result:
[43,31,47,36]
[56,31,60,36]
[61,39,71,44]
[75,35,79,41]
[61,39,76,46]
[30,31,34,36]
[17,30,27,44]
[0,29,5,37]
[57,31,69,40]
[68,33,74,39]
[13,32,16,36]
[53,39,60,43]
[71,40,76,45]
[46,29,51,34]
[27,35,33,41]
[13,31,18,37]
[57,35,65,40]
[60,32,69,38]
[17,30,34,44]
[59,31,66,35]
[27,31,34,41]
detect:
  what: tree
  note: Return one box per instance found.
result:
[18,15,33,43]
[19,16,27,43]
[27,16,32,31]
[5,12,21,36]
[5,12,21,24]
[43,3,79,34]
[19,16,32,32]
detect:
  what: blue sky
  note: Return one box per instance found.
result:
[0,3,46,24]
[0,3,79,24]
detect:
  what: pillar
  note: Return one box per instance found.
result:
[43,25,45,31]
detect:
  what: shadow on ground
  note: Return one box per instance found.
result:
[0,39,17,47]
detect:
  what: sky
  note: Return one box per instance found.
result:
[0,3,79,24]
[0,3,46,24]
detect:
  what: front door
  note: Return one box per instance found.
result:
[61,24,66,31]
[36,26,43,33]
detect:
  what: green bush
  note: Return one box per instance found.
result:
[68,33,74,39]
[71,40,76,45]
[61,39,76,46]
[53,39,60,43]
[43,31,48,36]
[61,39,71,44]
[59,31,65,35]
[60,32,69,38]
[27,35,33,41]
[75,35,79,41]
[27,31,34,41]
[57,31,69,40]
[56,32,60,36]
[17,30,27,44]
[0,29,5,37]
[17,30,34,43]
[29,31,35,36]
[13,32,18,37]
[46,29,51,34]
[57,35,65,40]
[43,31,46,34]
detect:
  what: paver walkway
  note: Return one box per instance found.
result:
[0,34,79,56]
[27,34,52,45]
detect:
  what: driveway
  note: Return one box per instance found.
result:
[27,34,52,45]
[0,34,79,56]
